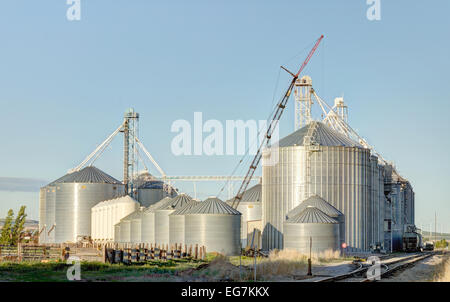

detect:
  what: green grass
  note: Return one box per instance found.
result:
[0,259,205,282]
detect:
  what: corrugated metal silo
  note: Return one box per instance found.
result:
[262,121,371,251]
[169,199,199,246]
[91,195,139,242]
[286,195,344,247]
[119,213,132,243]
[53,166,125,243]
[114,223,120,242]
[136,172,177,207]
[283,206,339,254]
[38,187,47,243]
[141,197,173,244]
[226,183,262,247]
[154,193,193,246]
[185,197,241,255]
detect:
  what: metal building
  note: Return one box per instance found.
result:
[185,197,241,255]
[91,195,139,242]
[135,172,177,208]
[286,195,344,247]
[283,206,340,254]
[154,193,193,246]
[226,183,262,247]
[53,166,124,243]
[262,121,372,251]
[141,196,173,244]
[169,199,199,246]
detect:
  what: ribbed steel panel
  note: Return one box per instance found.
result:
[278,121,362,148]
[186,197,240,215]
[120,220,131,243]
[185,214,241,255]
[169,200,199,246]
[130,211,143,243]
[155,194,192,246]
[141,197,173,244]
[287,207,338,224]
[54,182,124,243]
[262,122,372,251]
[283,222,340,254]
[226,184,262,247]
[114,223,120,242]
[92,195,139,242]
[59,166,121,184]
[45,185,56,243]
[38,187,46,244]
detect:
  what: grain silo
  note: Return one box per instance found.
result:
[135,172,177,207]
[283,206,340,254]
[185,197,241,255]
[226,183,262,247]
[114,223,121,243]
[40,170,86,243]
[169,199,199,246]
[118,212,132,243]
[52,166,125,243]
[130,208,145,243]
[38,187,46,243]
[154,193,193,246]
[141,197,173,244]
[262,121,371,251]
[286,195,344,247]
[91,195,139,242]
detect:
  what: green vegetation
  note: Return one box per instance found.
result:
[0,209,14,245]
[0,206,28,246]
[435,239,448,249]
[0,259,204,282]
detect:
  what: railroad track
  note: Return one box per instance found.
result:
[316,252,437,282]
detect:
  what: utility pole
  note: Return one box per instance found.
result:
[435,212,437,243]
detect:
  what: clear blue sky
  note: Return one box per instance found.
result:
[0,1,449,233]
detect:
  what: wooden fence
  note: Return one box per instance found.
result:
[103,243,207,264]
[0,244,63,262]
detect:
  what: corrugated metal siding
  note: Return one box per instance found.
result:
[187,197,241,215]
[262,137,372,251]
[185,214,241,255]
[283,222,340,253]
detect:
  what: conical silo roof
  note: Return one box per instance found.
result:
[120,207,144,222]
[145,196,174,213]
[160,193,193,210]
[53,166,121,184]
[287,195,343,219]
[286,206,338,224]
[226,183,262,203]
[186,197,241,215]
[170,199,200,215]
[276,121,362,148]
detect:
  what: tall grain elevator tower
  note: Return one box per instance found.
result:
[294,75,313,130]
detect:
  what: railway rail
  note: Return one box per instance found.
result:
[316,252,438,282]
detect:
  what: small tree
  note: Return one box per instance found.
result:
[11,206,27,245]
[0,209,14,245]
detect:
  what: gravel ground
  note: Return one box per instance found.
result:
[379,253,448,282]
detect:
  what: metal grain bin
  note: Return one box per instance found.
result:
[226,183,262,247]
[38,187,47,243]
[154,193,193,246]
[114,223,121,242]
[119,213,132,243]
[283,206,339,254]
[286,195,344,247]
[169,199,199,246]
[262,121,371,251]
[130,208,145,243]
[141,197,173,244]
[92,195,139,242]
[136,172,177,207]
[185,197,241,256]
[53,166,125,243]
